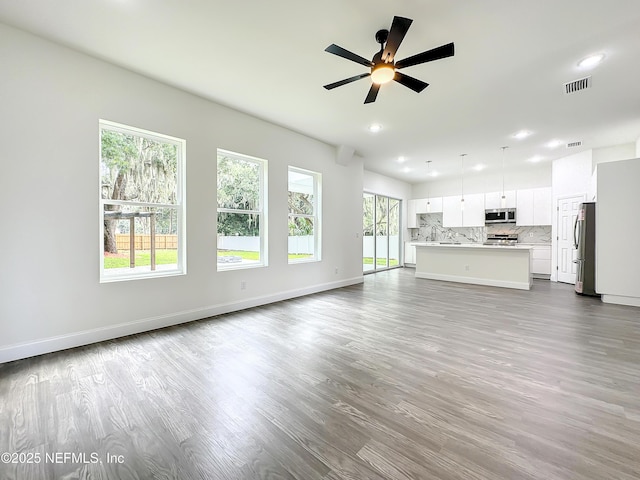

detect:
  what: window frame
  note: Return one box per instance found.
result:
[99,119,186,283]
[288,166,321,264]
[216,149,268,271]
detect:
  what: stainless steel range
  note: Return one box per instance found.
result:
[484,233,518,246]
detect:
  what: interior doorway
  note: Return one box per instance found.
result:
[556,194,585,284]
[363,193,401,273]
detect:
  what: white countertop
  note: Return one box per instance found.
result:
[412,242,532,250]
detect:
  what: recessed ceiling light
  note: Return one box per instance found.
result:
[528,155,543,163]
[397,156,406,163]
[430,171,439,177]
[473,164,485,171]
[512,130,532,140]
[402,167,411,173]
[368,123,382,133]
[578,53,605,69]
[546,140,563,149]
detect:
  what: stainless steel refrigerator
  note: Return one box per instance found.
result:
[574,202,598,296]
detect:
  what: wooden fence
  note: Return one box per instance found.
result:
[116,234,178,250]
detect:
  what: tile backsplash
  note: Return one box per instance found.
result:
[412,213,552,244]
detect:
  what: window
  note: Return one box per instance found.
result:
[217,149,267,269]
[288,167,321,263]
[100,120,185,281]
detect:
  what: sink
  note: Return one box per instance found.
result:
[439,241,461,245]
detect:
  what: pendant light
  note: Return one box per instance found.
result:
[500,146,508,208]
[426,160,432,213]
[460,154,467,211]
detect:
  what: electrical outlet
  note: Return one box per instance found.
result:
[529,232,534,237]
[464,265,470,271]
[240,281,246,290]
[334,267,339,274]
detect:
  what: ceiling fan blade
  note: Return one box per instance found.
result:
[325,44,374,67]
[323,73,371,90]
[364,83,380,104]
[395,42,455,69]
[382,16,413,63]
[394,72,429,93]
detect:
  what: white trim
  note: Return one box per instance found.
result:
[601,295,640,308]
[414,272,532,290]
[0,277,364,364]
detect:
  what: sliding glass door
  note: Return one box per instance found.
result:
[363,193,401,273]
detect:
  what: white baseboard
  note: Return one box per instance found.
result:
[601,294,640,308]
[415,272,531,290]
[0,276,364,364]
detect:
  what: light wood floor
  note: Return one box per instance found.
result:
[1,269,639,479]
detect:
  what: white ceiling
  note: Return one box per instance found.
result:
[2,0,639,184]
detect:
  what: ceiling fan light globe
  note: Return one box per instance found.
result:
[371,65,395,85]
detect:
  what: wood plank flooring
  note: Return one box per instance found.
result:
[1,269,639,479]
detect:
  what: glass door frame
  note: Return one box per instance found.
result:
[363,192,402,274]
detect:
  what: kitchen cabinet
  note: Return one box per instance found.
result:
[404,241,416,265]
[516,187,552,225]
[462,193,485,227]
[533,187,553,225]
[407,200,418,228]
[485,190,516,209]
[531,245,552,278]
[417,196,443,213]
[442,195,463,227]
[443,194,484,227]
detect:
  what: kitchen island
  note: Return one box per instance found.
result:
[413,243,533,290]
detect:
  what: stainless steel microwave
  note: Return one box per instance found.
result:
[485,208,516,224]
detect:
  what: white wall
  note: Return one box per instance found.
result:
[363,169,412,245]
[411,164,551,198]
[363,169,412,200]
[0,24,364,362]
[596,158,640,307]
[592,143,636,166]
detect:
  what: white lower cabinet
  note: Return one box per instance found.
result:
[404,242,416,265]
[531,245,552,278]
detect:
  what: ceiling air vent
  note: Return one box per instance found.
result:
[567,141,582,148]
[564,76,592,94]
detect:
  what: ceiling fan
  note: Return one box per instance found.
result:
[323,16,454,104]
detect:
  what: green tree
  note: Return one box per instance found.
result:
[101,130,177,253]
[217,154,261,236]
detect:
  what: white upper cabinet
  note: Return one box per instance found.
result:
[462,193,485,227]
[484,190,516,209]
[533,187,553,225]
[516,187,552,225]
[442,195,463,227]
[425,196,443,213]
[412,197,443,214]
[407,199,418,228]
[443,194,484,227]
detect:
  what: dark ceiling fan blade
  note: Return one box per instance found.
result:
[323,73,371,90]
[364,83,381,104]
[395,42,455,69]
[381,16,413,63]
[325,44,374,67]
[393,72,429,93]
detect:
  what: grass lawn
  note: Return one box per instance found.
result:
[362,257,399,266]
[104,249,178,269]
[104,249,315,268]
